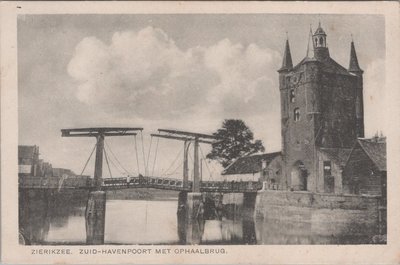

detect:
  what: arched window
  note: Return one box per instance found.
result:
[319,37,323,46]
[289,89,295,103]
[294,108,300,121]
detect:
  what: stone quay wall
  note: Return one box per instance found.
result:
[255,190,382,238]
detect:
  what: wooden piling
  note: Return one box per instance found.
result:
[85,191,106,245]
[177,191,205,245]
[177,191,188,243]
[185,192,204,244]
[242,192,257,219]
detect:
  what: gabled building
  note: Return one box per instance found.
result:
[18,145,76,178]
[343,138,386,196]
[221,152,282,188]
[18,145,40,177]
[316,148,352,194]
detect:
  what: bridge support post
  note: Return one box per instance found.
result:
[242,193,257,219]
[177,191,187,243]
[183,141,190,189]
[177,192,204,245]
[193,139,200,192]
[85,191,106,245]
[242,193,257,243]
[94,134,105,188]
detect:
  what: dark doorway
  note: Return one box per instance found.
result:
[323,161,334,193]
[290,161,308,191]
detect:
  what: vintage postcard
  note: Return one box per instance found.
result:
[1,1,399,264]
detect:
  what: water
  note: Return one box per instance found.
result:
[19,190,374,245]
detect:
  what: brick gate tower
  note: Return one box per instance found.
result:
[278,23,364,193]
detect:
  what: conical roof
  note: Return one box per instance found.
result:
[278,39,293,72]
[306,26,314,58]
[348,41,363,73]
[314,22,326,36]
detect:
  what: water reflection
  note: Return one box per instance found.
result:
[19,190,257,245]
[105,200,179,244]
[19,189,88,244]
[19,190,372,245]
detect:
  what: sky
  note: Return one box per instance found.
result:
[18,14,385,180]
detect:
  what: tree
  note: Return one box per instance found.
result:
[206,119,265,168]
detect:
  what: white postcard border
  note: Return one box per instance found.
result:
[1,1,399,264]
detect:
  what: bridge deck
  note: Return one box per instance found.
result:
[19,176,262,193]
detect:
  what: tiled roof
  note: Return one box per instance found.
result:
[293,56,351,76]
[222,152,281,175]
[358,139,386,171]
[319,148,352,167]
[18,145,39,159]
[292,57,317,71]
[321,58,352,75]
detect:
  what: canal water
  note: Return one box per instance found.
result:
[19,190,372,245]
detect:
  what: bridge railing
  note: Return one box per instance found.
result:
[101,176,262,192]
[20,175,263,192]
[101,176,192,191]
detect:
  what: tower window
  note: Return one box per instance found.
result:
[290,89,295,103]
[294,108,300,121]
[319,37,323,46]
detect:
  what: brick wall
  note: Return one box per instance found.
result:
[279,63,360,194]
[318,72,359,148]
[279,62,320,192]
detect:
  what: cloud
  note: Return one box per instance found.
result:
[363,58,386,137]
[67,26,281,121]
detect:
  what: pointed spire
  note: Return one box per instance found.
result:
[278,38,293,72]
[306,25,314,58]
[348,40,363,73]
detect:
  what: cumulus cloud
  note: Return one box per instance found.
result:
[67,26,281,120]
